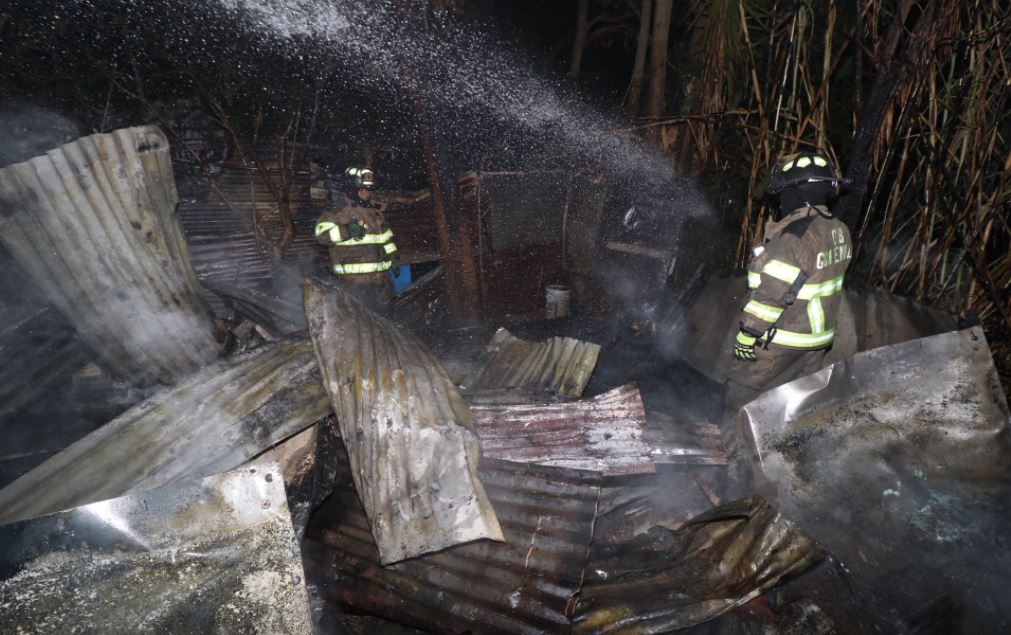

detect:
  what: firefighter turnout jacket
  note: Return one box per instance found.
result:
[314,198,398,275]
[742,205,852,350]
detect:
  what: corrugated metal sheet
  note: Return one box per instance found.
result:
[0,126,219,385]
[303,445,601,635]
[303,279,502,564]
[471,328,601,398]
[0,337,331,525]
[470,383,654,476]
[573,496,823,634]
[177,163,321,286]
[0,461,313,634]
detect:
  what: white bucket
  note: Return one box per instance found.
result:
[545,285,571,319]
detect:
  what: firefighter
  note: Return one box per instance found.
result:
[314,166,398,312]
[725,151,852,407]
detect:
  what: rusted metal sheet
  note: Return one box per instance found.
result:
[733,327,1011,631]
[0,337,331,525]
[0,461,313,634]
[573,496,823,634]
[0,126,219,385]
[471,328,601,398]
[303,279,502,564]
[303,445,600,635]
[469,383,654,476]
[645,411,727,465]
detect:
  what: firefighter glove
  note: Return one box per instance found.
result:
[345,219,368,240]
[734,330,759,362]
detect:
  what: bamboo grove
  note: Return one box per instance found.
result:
[641,0,1010,387]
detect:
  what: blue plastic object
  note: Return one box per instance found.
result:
[390,264,412,293]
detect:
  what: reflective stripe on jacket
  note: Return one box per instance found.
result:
[315,199,397,275]
[741,205,852,350]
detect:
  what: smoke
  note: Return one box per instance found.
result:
[0,104,82,169]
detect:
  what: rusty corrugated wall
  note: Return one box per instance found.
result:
[303,446,600,635]
[470,383,655,475]
[0,337,330,525]
[471,328,601,398]
[0,126,218,385]
[304,279,502,564]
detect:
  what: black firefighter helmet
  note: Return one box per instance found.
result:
[767,151,848,196]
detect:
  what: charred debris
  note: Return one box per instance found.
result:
[2,2,1011,634]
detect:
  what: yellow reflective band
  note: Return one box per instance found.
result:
[736,331,757,346]
[813,156,828,167]
[783,160,795,172]
[768,328,835,349]
[332,228,394,246]
[762,259,802,284]
[383,242,398,255]
[797,275,845,300]
[748,272,762,289]
[744,300,784,323]
[332,261,393,275]
[808,296,825,334]
[796,156,811,168]
[315,221,337,238]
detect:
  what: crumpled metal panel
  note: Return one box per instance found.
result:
[470,383,654,475]
[0,126,219,385]
[0,337,331,525]
[0,461,313,634]
[735,327,1011,631]
[573,496,824,634]
[471,327,601,398]
[303,444,600,635]
[303,279,502,564]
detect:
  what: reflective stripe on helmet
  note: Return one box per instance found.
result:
[767,328,835,348]
[813,156,828,167]
[332,261,393,275]
[761,259,802,284]
[744,299,784,323]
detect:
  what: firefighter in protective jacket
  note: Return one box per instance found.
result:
[314,166,398,311]
[726,151,852,403]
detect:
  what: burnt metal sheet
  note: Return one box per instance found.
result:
[471,327,601,398]
[469,383,654,476]
[734,327,1011,631]
[673,275,958,385]
[303,444,601,635]
[0,461,313,634]
[0,126,219,385]
[573,496,824,634]
[303,279,502,564]
[644,411,727,465]
[0,337,331,525]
